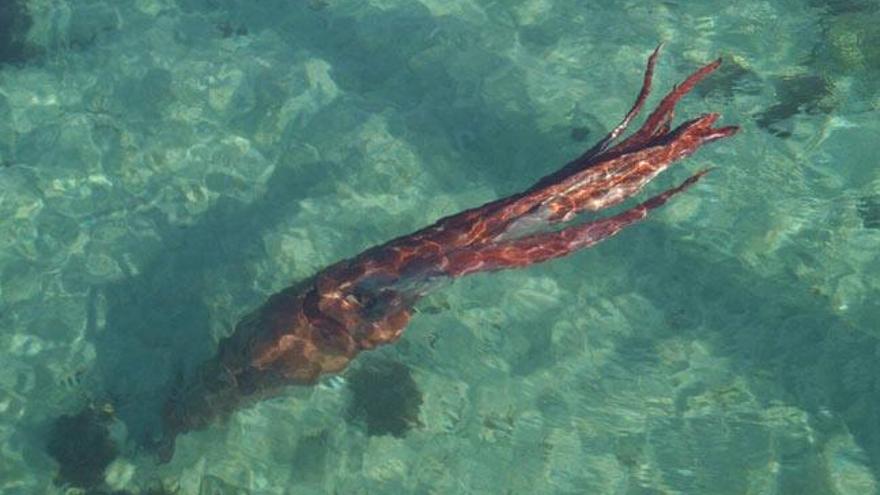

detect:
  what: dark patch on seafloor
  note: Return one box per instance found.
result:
[216,20,249,39]
[810,0,879,15]
[753,1,880,139]
[345,358,423,437]
[290,430,331,483]
[0,0,35,65]
[46,405,118,490]
[570,126,591,142]
[693,55,762,100]
[857,195,880,229]
[690,52,838,139]
[755,73,835,138]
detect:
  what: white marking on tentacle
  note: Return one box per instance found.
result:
[493,206,554,242]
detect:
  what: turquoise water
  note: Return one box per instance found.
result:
[1,0,878,493]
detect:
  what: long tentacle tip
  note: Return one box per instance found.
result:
[652,43,664,56]
[677,168,713,191]
[641,168,713,210]
[708,57,723,70]
[690,167,714,182]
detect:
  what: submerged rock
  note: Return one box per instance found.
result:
[346,358,423,437]
[46,404,118,489]
[0,0,34,65]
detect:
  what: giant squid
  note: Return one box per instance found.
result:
[159,46,738,460]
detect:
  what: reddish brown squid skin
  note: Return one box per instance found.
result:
[158,46,738,460]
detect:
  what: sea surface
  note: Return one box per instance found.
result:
[0,0,878,493]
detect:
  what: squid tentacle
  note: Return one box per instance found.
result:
[337,51,735,292]
[495,112,736,242]
[603,57,723,156]
[486,56,727,241]
[441,169,712,277]
[573,44,663,164]
[338,51,728,279]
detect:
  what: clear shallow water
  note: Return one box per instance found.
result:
[0,0,878,493]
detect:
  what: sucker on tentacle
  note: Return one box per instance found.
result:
[157,46,739,461]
